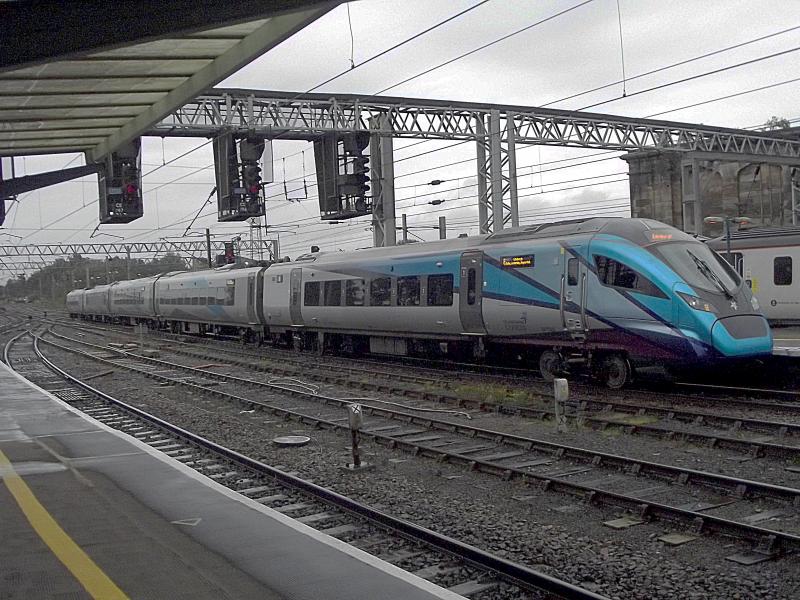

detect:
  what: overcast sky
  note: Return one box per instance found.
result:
[2,0,799,281]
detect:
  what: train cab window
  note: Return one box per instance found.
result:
[594,255,666,298]
[397,276,420,306]
[467,268,477,305]
[304,281,320,306]
[324,280,342,306]
[370,277,391,306]
[427,274,453,306]
[346,279,366,306]
[774,256,792,286]
[567,258,578,286]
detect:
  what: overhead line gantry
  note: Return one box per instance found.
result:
[147,89,800,240]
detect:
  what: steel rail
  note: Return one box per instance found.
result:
[48,324,800,461]
[55,318,800,406]
[45,328,800,501]
[25,333,607,600]
[38,333,800,557]
[2,329,28,365]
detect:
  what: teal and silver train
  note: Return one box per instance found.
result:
[67,217,773,388]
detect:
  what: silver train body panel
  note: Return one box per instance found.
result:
[154,266,264,328]
[707,228,800,324]
[67,218,772,368]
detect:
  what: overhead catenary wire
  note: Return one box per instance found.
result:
[6,11,798,275]
[579,44,800,110]
[540,23,800,108]
[615,0,627,97]
[5,1,493,257]
[374,0,597,95]
[121,16,800,244]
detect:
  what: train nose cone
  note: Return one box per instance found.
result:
[711,315,772,357]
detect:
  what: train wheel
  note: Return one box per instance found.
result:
[598,354,630,389]
[539,350,564,382]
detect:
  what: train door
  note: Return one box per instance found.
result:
[289,268,303,326]
[254,269,266,324]
[560,248,588,342]
[459,251,486,333]
[246,272,257,323]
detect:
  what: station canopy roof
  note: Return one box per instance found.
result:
[0,1,336,163]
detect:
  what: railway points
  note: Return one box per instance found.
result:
[35,326,800,557]
[2,305,799,598]
[3,326,611,600]
[4,3,800,598]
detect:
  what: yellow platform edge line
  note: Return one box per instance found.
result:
[0,449,129,600]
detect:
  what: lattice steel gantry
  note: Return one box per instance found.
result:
[149,90,800,240]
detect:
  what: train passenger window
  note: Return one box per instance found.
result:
[427,274,453,306]
[774,257,792,286]
[397,276,421,306]
[191,297,198,305]
[567,258,578,286]
[346,279,366,306]
[304,281,320,306]
[594,255,666,298]
[324,280,342,306]
[226,287,235,305]
[198,296,207,305]
[370,278,391,306]
[467,269,476,305]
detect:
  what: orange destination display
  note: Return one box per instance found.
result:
[501,255,534,268]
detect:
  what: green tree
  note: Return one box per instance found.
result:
[765,116,791,130]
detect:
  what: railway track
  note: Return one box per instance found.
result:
[4,330,606,600]
[53,317,800,408]
[39,328,800,563]
[51,321,800,462]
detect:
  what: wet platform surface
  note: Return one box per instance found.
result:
[0,361,462,600]
[771,326,800,357]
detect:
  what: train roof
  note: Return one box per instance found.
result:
[292,217,694,265]
[706,226,800,250]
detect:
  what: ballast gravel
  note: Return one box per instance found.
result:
[41,342,800,600]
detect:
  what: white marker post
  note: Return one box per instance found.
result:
[348,403,364,469]
[554,378,569,433]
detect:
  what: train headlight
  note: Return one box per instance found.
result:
[677,291,717,313]
[751,295,760,311]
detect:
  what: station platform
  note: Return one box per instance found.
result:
[771,326,800,357]
[0,361,462,600]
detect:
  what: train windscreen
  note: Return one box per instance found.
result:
[652,242,741,295]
